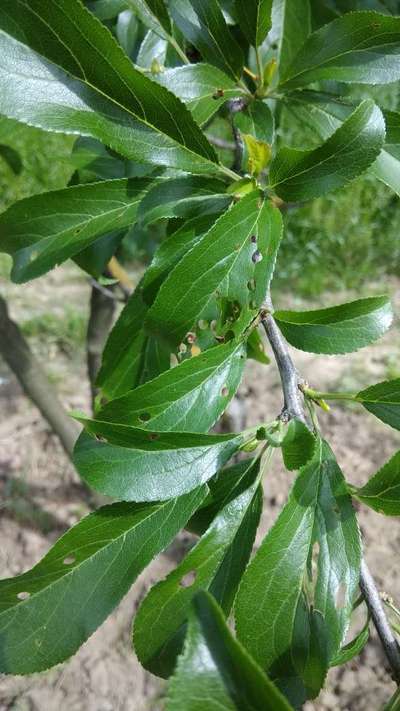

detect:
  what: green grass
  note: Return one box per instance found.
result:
[21,309,87,351]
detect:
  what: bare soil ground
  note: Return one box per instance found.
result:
[0,264,399,711]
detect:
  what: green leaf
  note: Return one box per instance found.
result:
[356,379,400,431]
[274,295,392,354]
[155,64,242,126]
[287,93,400,198]
[282,419,316,471]
[0,486,207,674]
[142,214,218,304]
[127,0,171,38]
[0,178,155,283]
[146,193,283,347]
[234,0,273,47]
[0,0,219,174]
[133,459,262,676]
[97,340,246,432]
[272,0,311,80]
[269,100,385,201]
[86,0,128,20]
[234,102,274,144]
[280,11,400,89]
[353,450,400,515]
[74,230,124,279]
[235,439,361,705]
[371,110,400,196]
[330,619,370,667]
[137,176,231,226]
[170,0,244,79]
[247,327,270,365]
[167,591,293,711]
[136,29,167,68]
[73,420,242,501]
[96,287,170,399]
[0,144,22,175]
[116,9,140,56]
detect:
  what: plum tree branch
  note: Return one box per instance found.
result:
[261,309,400,683]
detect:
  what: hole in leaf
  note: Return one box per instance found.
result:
[250,234,257,243]
[198,319,208,330]
[336,582,347,609]
[221,386,229,397]
[139,412,151,422]
[74,227,82,235]
[17,591,30,601]
[63,556,76,565]
[148,433,159,441]
[178,342,187,354]
[186,332,196,344]
[252,250,263,264]
[191,345,201,357]
[247,279,256,291]
[170,354,179,368]
[180,570,197,588]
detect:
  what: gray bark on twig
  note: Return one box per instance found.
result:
[0,294,80,459]
[86,283,116,408]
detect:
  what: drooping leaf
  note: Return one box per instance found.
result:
[146,193,283,347]
[0,486,207,674]
[0,0,219,174]
[353,450,400,515]
[356,379,400,431]
[269,100,385,201]
[234,0,273,47]
[166,611,235,711]
[274,295,392,354]
[73,420,242,501]
[281,419,316,471]
[330,619,370,667]
[96,287,169,399]
[170,0,244,79]
[97,340,246,432]
[133,459,262,676]
[137,176,231,226]
[0,178,156,283]
[280,11,400,89]
[272,0,311,80]
[155,64,242,126]
[235,439,361,705]
[167,591,293,711]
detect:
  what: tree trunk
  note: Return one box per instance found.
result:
[0,294,80,459]
[86,283,116,408]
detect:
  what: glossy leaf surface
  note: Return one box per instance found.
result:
[0,178,155,283]
[133,459,261,676]
[137,177,230,226]
[354,450,400,515]
[167,592,293,711]
[170,0,244,79]
[98,341,246,432]
[274,296,392,354]
[272,0,311,80]
[0,487,206,674]
[146,193,282,347]
[0,0,219,174]
[235,440,361,704]
[357,379,400,431]
[280,11,400,88]
[73,420,242,501]
[282,419,316,471]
